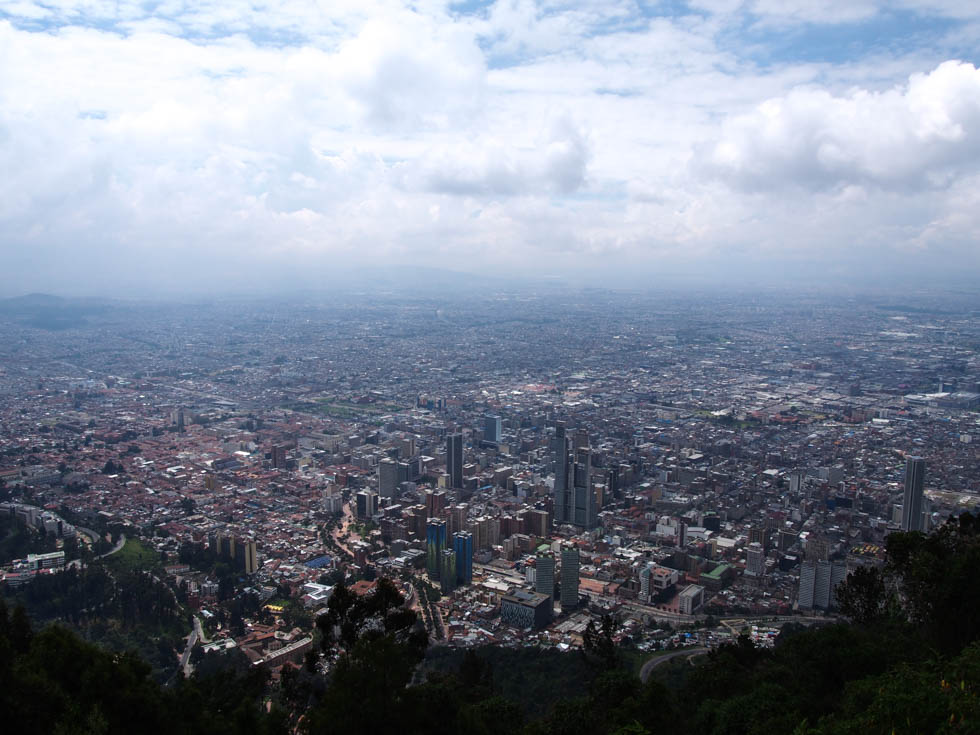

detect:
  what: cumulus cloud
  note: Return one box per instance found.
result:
[700,61,980,192]
[404,115,589,196]
[1,2,980,294]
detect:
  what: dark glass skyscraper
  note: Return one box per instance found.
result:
[453,530,473,585]
[901,456,925,532]
[427,518,447,579]
[446,432,463,489]
[552,422,572,525]
[484,414,502,443]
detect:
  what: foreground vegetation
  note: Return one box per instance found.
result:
[2,512,978,734]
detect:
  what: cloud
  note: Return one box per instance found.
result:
[700,61,980,192]
[2,3,980,294]
[403,114,589,196]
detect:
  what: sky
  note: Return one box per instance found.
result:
[2,0,980,296]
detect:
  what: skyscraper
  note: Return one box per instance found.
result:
[535,551,555,597]
[901,456,925,532]
[446,433,463,489]
[560,545,580,610]
[426,518,447,580]
[572,446,598,530]
[746,541,765,576]
[440,549,457,594]
[552,423,572,525]
[484,414,502,443]
[453,530,473,585]
[378,458,398,498]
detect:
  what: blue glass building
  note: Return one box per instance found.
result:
[453,530,473,585]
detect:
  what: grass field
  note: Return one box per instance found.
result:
[102,537,162,574]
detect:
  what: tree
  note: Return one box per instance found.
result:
[835,565,890,626]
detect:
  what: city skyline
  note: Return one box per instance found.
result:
[2,2,980,295]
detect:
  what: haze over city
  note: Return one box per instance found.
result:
[3,1,980,295]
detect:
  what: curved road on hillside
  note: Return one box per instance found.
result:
[639,647,709,683]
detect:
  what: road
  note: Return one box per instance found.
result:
[68,532,126,570]
[180,627,199,678]
[639,647,709,682]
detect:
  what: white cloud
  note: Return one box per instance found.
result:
[1,2,980,293]
[701,61,980,192]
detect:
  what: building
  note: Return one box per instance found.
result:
[745,541,765,576]
[901,456,925,532]
[572,446,598,529]
[355,489,378,520]
[535,551,555,597]
[552,423,572,525]
[427,519,447,580]
[798,560,848,610]
[425,489,447,519]
[27,551,65,570]
[500,589,552,630]
[678,584,705,615]
[446,433,463,489]
[235,538,258,575]
[560,546,580,610]
[378,458,398,498]
[440,549,457,594]
[484,414,502,443]
[453,530,473,585]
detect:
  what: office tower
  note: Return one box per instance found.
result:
[572,446,598,529]
[237,538,257,575]
[448,503,468,536]
[798,560,848,610]
[552,423,572,525]
[440,549,457,594]
[901,457,925,532]
[560,546,580,610]
[746,541,765,576]
[788,470,804,495]
[356,489,378,520]
[378,458,398,498]
[535,551,555,597]
[453,530,473,585]
[446,433,463,489]
[484,414,502,443]
[271,444,287,469]
[425,489,447,519]
[426,518,447,580]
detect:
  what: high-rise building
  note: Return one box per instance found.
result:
[355,489,378,519]
[535,551,555,598]
[440,549,457,595]
[426,518,447,580]
[572,446,598,529]
[378,458,398,498]
[448,503,468,536]
[798,560,848,610]
[446,433,463,489]
[552,423,572,525]
[453,530,473,585]
[484,414,502,443]
[271,444,287,469]
[901,456,925,532]
[236,538,258,575]
[560,546,580,610]
[425,489,447,519]
[746,541,765,576]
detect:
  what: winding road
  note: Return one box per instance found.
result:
[639,647,709,682]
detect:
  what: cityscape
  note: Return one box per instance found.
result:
[3,0,980,731]
[2,288,977,669]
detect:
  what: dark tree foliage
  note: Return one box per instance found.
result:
[0,599,286,735]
